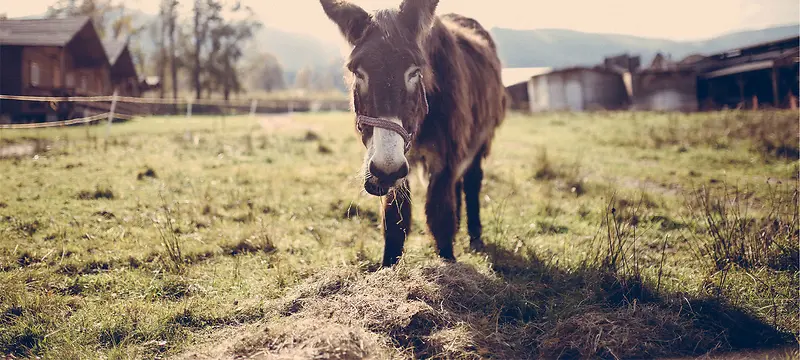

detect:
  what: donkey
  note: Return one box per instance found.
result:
[320,0,507,267]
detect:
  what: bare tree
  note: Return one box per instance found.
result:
[191,0,222,99]
[156,1,168,98]
[210,7,261,100]
[47,0,112,38]
[244,52,286,92]
[166,0,179,105]
[294,67,313,90]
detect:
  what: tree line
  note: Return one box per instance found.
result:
[42,0,302,101]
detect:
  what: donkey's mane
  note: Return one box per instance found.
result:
[403,11,507,172]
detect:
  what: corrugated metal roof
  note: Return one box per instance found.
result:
[0,16,90,46]
[702,60,775,79]
[502,67,553,87]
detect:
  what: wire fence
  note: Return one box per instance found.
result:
[0,112,111,129]
[0,92,351,130]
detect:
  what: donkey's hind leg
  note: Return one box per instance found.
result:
[382,179,411,267]
[463,150,485,251]
[425,170,458,262]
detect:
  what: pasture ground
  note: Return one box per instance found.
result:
[0,110,797,359]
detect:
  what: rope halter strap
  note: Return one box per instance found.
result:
[355,74,429,153]
[357,114,413,152]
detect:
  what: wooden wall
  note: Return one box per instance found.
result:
[0,45,23,118]
[632,70,698,112]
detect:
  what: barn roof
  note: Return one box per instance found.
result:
[103,37,128,65]
[709,35,799,58]
[501,67,552,87]
[0,16,108,68]
[535,65,623,77]
[0,16,91,46]
[104,37,138,80]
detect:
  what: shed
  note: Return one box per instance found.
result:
[528,67,630,112]
[0,16,111,122]
[501,67,552,111]
[631,69,699,112]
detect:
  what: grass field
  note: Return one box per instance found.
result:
[0,110,797,359]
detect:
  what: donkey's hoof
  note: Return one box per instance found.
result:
[469,237,485,252]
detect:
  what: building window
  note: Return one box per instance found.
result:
[30,62,40,87]
[80,75,88,92]
[66,73,75,87]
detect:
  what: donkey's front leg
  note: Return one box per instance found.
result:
[382,179,411,267]
[425,170,458,262]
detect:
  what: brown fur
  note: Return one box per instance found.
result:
[321,0,507,266]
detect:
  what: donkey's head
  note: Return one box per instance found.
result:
[320,0,438,196]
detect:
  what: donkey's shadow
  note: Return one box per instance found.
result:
[407,242,795,360]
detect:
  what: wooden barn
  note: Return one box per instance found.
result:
[528,67,630,112]
[628,36,799,112]
[631,69,699,112]
[0,16,111,123]
[103,37,140,97]
[692,36,799,110]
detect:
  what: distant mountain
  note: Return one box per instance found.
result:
[251,26,342,73]
[12,10,797,82]
[490,24,799,68]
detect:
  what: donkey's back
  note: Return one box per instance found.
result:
[429,12,507,164]
[440,13,497,51]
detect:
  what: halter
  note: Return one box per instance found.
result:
[356,74,429,153]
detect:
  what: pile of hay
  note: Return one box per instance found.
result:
[176,261,789,359]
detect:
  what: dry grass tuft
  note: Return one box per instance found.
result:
[688,180,799,272]
[538,304,699,359]
[76,187,115,200]
[233,318,398,360]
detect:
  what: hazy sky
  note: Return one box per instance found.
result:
[5,0,799,44]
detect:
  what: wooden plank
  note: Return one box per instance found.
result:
[771,66,780,107]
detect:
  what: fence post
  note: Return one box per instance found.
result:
[249,99,258,118]
[105,89,118,144]
[186,97,193,119]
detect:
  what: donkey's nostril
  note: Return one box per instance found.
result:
[395,161,410,178]
[369,161,409,185]
[369,161,389,179]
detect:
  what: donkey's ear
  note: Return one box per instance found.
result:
[320,0,372,45]
[399,0,439,38]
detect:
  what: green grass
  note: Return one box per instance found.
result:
[0,110,797,359]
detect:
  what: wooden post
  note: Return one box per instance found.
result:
[59,48,66,89]
[771,66,780,108]
[185,97,193,137]
[105,89,118,142]
[736,75,745,109]
[83,108,91,148]
[249,99,257,118]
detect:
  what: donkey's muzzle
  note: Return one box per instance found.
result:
[370,161,409,185]
[365,161,408,196]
